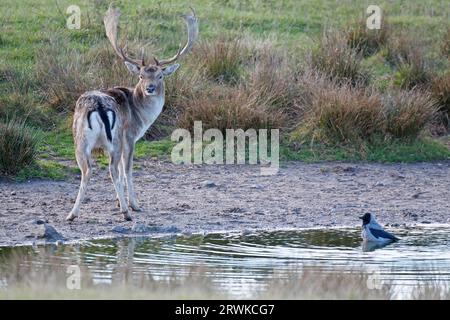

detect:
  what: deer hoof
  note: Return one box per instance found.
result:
[130,204,142,212]
[122,212,132,221]
[66,213,77,222]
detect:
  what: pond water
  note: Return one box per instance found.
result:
[1,225,450,298]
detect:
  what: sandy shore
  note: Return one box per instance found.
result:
[1,160,449,246]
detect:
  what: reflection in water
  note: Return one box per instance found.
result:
[362,240,392,252]
[0,226,450,298]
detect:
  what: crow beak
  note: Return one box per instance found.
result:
[359,216,364,220]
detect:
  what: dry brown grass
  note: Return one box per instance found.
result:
[35,41,135,113]
[248,45,302,111]
[0,67,50,127]
[194,36,246,84]
[295,83,384,144]
[386,33,431,89]
[177,84,284,133]
[394,58,430,90]
[292,75,438,146]
[30,31,444,147]
[0,119,38,175]
[384,90,438,138]
[345,17,390,57]
[442,27,450,59]
[385,33,415,66]
[310,30,368,86]
[430,72,450,126]
[171,38,301,133]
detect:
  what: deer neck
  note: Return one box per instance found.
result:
[131,84,165,140]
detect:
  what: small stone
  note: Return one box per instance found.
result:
[10,191,16,196]
[403,212,418,219]
[201,180,216,188]
[390,223,400,227]
[421,220,431,224]
[343,166,356,173]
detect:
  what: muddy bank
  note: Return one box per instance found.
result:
[1,161,450,246]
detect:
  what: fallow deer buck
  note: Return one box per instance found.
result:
[66,6,198,222]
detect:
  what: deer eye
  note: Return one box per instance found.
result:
[139,75,143,79]
[158,74,163,80]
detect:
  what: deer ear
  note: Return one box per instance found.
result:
[162,63,180,76]
[124,61,140,74]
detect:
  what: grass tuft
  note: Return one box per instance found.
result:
[386,33,431,89]
[384,90,437,139]
[178,85,284,133]
[195,36,245,84]
[0,120,39,175]
[441,27,450,59]
[345,17,390,57]
[310,31,368,86]
[430,72,450,127]
[291,80,437,147]
[293,83,384,145]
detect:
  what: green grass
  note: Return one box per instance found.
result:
[135,139,175,159]
[42,127,172,157]
[9,123,174,179]
[95,139,174,168]
[1,0,448,77]
[282,137,450,163]
[1,0,450,180]
[14,160,70,182]
[38,129,74,159]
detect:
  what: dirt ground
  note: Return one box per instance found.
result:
[1,160,450,246]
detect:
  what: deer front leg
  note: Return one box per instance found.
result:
[109,151,132,221]
[123,142,141,211]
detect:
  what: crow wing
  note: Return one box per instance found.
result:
[369,228,399,241]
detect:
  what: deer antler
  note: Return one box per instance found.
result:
[155,7,199,66]
[104,5,143,67]
[104,5,198,67]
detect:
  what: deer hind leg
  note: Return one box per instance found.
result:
[123,143,141,211]
[66,147,92,221]
[109,149,132,221]
[115,162,126,208]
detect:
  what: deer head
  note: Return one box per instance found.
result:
[103,5,198,96]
